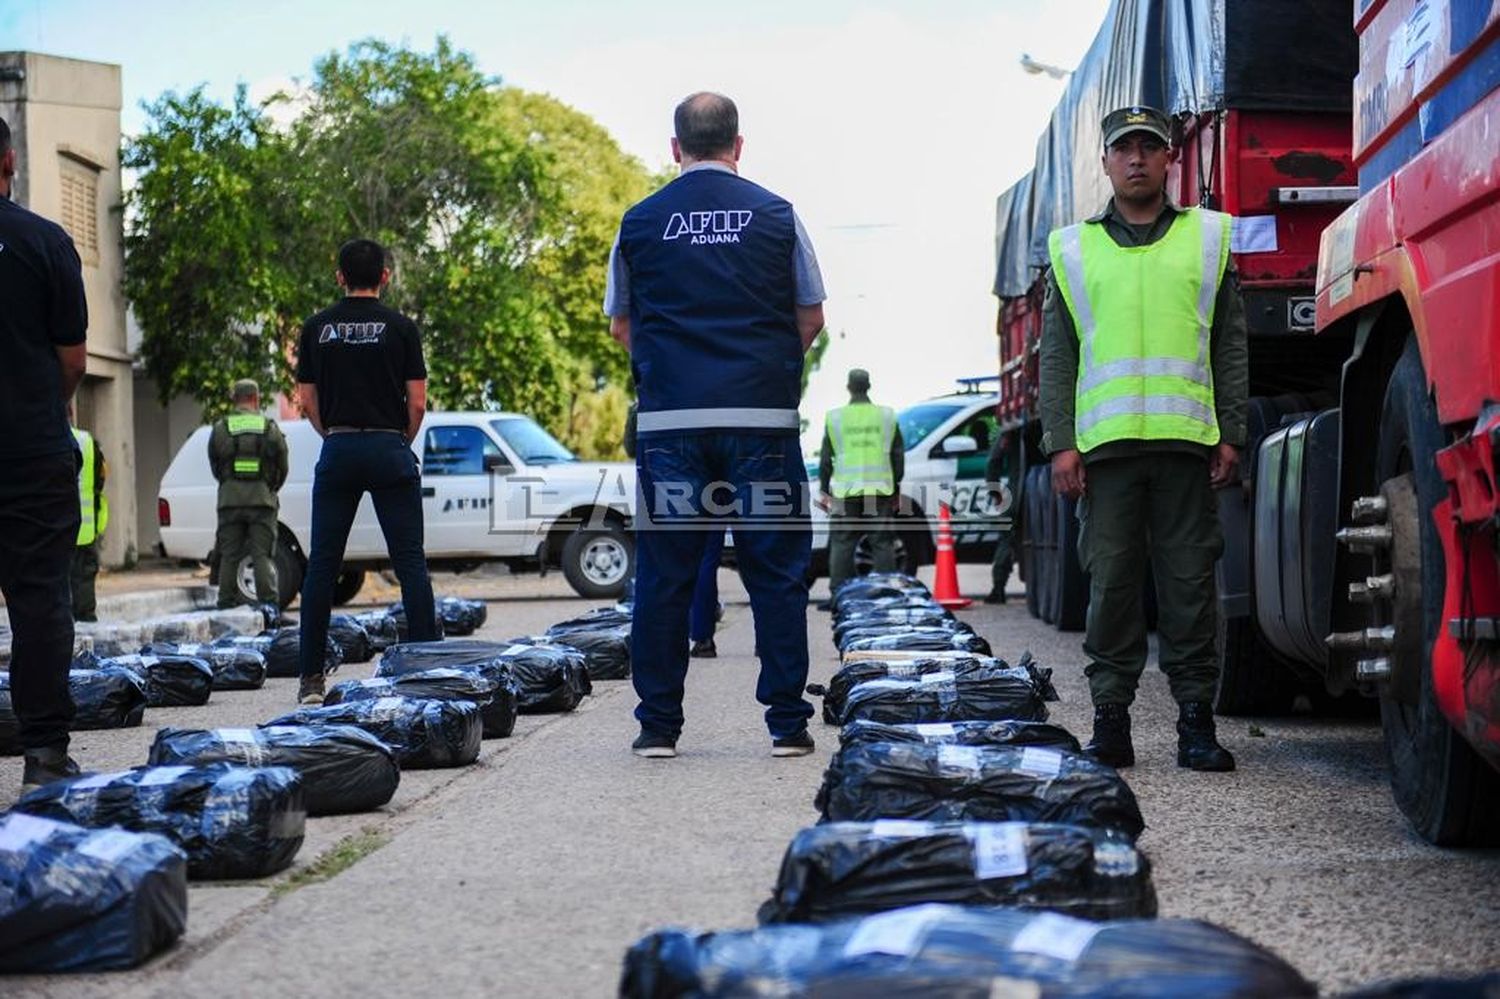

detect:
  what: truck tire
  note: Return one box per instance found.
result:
[234,543,304,610]
[1023,466,1046,620]
[1036,468,1058,624]
[1053,490,1089,632]
[1214,612,1296,716]
[561,525,634,600]
[331,569,366,606]
[1375,337,1500,845]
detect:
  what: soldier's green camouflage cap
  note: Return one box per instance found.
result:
[232,379,260,398]
[847,368,871,389]
[1102,105,1172,148]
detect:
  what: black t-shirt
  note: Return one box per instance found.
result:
[0,197,88,460]
[296,297,427,431]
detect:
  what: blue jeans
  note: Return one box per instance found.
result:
[300,432,436,677]
[631,432,812,740]
[689,528,726,643]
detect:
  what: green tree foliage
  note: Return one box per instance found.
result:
[124,38,658,445]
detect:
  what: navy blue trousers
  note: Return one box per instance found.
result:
[631,432,812,740]
[300,432,436,676]
[689,528,726,643]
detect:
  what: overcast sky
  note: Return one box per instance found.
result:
[2,0,1111,436]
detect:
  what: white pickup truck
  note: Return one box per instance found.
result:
[157,412,636,606]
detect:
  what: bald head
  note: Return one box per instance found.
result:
[674,92,739,161]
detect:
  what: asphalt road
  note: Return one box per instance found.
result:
[3,564,1497,996]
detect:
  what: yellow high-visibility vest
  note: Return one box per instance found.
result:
[1047,207,1231,452]
[826,402,897,498]
[72,428,108,546]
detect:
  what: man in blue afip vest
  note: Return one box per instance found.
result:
[605,92,826,759]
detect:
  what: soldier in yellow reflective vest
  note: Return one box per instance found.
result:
[70,416,108,622]
[208,380,289,608]
[818,368,904,597]
[1040,106,1248,773]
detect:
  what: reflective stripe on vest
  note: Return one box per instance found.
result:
[73,428,100,546]
[226,413,267,435]
[1048,207,1230,452]
[826,403,896,498]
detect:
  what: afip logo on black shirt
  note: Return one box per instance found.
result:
[318,321,387,345]
[662,210,754,245]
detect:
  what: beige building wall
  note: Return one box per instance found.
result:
[0,51,136,567]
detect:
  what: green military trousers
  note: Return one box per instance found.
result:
[1076,453,1223,706]
[216,506,279,607]
[828,494,897,594]
[71,541,99,622]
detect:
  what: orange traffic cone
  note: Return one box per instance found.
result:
[932,502,972,609]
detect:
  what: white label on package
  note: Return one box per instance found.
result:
[920,671,956,685]
[70,771,129,791]
[176,643,202,655]
[1230,215,1277,254]
[1018,748,1063,779]
[139,766,195,787]
[885,663,919,678]
[939,744,983,771]
[969,824,1029,879]
[842,904,948,958]
[0,813,65,851]
[1010,912,1104,963]
[219,728,258,745]
[503,644,533,656]
[871,820,933,838]
[78,829,142,864]
[914,722,957,739]
[373,697,406,712]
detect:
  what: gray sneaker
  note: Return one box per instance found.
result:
[297,673,326,705]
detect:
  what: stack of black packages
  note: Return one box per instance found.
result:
[144,640,268,690]
[622,905,1315,997]
[328,669,519,738]
[265,698,483,769]
[100,653,216,707]
[14,763,305,880]
[262,626,343,679]
[0,812,188,972]
[327,614,375,664]
[149,725,399,816]
[543,607,631,680]
[377,639,591,714]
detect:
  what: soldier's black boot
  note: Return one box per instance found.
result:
[1083,703,1135,769]
[1177,701,1236,772]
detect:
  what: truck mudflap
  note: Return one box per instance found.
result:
[1433,406,1500,768]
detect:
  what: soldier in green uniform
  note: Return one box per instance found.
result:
[1039,106,1248,772]
[208,379,288,608]
[818,369,904,596]
[983,430,1015,604]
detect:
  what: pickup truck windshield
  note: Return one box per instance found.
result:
[490,418,576,464]
[897,402,966,451]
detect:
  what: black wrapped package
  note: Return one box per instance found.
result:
[263,626,342,679]
[149,725,399,816]
[388,596,487,638]
[839,719,1082,755]
[378,640,591,713]
[328,669,519,738]
[327,614,374,664]
[543,611,631,680]
[212,633,275,656]
[816,743,1144,837]
[832,609,955,646]
[104,654,215,707]
[377,638,514,674]
[353,611,401,653]
[809,655,1046,726]
[0,812,188,972]
[830,574,931,614]
[264,697,482,769]
[833,596,945,620]
[836,662,1056,727]
[621,904,1316,998]
[760,821,1156,924]
[841,627,993,658]
[14,763,305,880]
[143,641,268,690]
[70,668,149,731]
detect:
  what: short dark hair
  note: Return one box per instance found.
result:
[0,116,11,158]
[674,92,738,159]
[337,238,388,290]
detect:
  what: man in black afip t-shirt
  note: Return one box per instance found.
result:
[294,238,437,704]
[0,115,90,790]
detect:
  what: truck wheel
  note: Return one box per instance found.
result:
[1023,466,1045,619]
[1374,337,1500,845]
[331,569,366,606]
[1214,612,1296,716]
[235,543,304,610]
[562,526,634,600]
